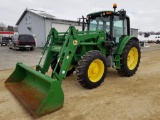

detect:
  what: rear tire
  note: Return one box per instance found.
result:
[30,47,34,51]
[116,40,141,76]
[76,50,107,89]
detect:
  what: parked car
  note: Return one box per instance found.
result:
[8,34,36,50]
[0,37,12,46]
[156,40,160,44]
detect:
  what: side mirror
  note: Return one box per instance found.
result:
[119,10,126,20]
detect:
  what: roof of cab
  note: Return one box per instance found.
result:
[87,10,129,18]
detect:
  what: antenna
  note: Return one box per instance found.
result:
[94,0,96,12]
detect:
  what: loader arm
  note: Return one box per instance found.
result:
[37,26,105,81]
[52,26,79,82]
[36,28,59,73]
[36,26,80,82]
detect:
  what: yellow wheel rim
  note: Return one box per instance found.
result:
[127,47,138,70]
[88,59,104,82]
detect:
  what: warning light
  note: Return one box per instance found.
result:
[113,3,117,9]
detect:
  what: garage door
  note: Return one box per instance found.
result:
[51,23,82,32]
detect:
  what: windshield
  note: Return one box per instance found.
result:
[19,35,34,42]
[89,16,110,33]
[2,37,12,42]
[2,37,11,40]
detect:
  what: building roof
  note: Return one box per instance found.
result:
[16,8,56,25]
[16,8,81,26]
[16,8,80,26]
[131,28,139,30]
[38,12,55,18]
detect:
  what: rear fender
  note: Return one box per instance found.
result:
[114,36,139,69]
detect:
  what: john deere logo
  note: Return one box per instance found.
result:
[73,40,78,45]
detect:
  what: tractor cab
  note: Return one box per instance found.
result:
[87,4,130,43]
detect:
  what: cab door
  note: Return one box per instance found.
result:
[112,16,128,43]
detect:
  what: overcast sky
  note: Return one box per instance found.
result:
[1,0,160,31]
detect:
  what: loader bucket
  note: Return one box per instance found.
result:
[5,62,64,118]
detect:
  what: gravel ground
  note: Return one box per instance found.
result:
[0,46,43,70]
[0,44,160,120]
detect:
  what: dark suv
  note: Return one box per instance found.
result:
[8,34,36,50]
[0,37,11,46]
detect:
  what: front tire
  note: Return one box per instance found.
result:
[117,40,141,76]
[76,50,107,89]
[14,45,18,51]
[51,53,75,76]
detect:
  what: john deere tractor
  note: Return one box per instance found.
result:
[5,4,140,117]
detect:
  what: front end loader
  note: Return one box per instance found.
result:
[5,4,141,117]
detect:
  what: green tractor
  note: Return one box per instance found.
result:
[5,4,140,117]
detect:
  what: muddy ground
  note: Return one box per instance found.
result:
[0,44,160,120]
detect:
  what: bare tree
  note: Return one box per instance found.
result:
[14,26,18,32]
[149,31,156,35]
[156,32,160,35]
[7,25,14,31]
[138,31,143,35]
[0,22,7,31]
[144,32,150,37]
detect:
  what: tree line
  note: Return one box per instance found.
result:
[0,22,18,32]
[139,31,160,36]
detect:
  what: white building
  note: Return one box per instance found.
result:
[16,9,82,47]
[138,34,160,42]
[130,28,138,37]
